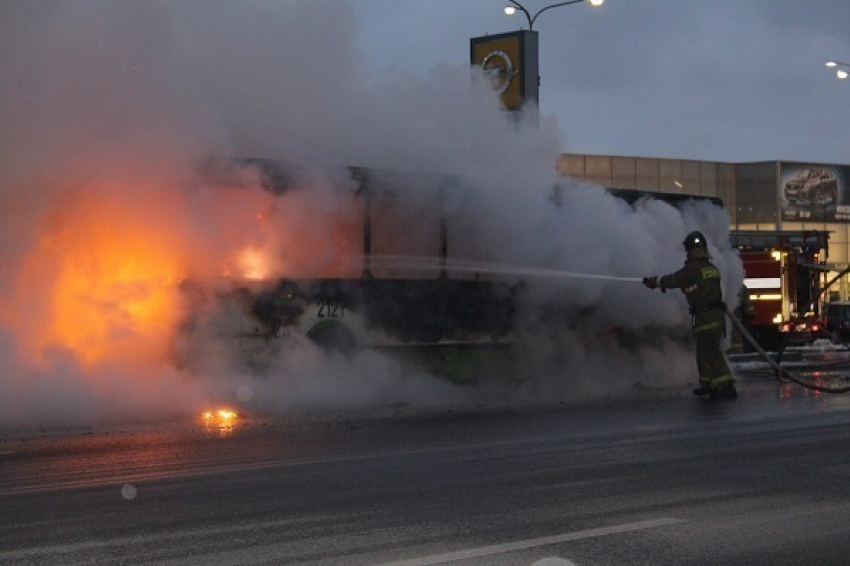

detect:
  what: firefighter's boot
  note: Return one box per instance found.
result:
[692,384,712,396]
[710,382,738,400]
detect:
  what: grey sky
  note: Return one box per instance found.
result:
[354,0,850,164]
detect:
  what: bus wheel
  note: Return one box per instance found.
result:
[306,321,358,355]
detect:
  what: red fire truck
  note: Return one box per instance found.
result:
[731,230,829,349]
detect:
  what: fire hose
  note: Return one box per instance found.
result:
[724,307,850,394]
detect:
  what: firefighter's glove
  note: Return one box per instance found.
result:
[642,276,659,290]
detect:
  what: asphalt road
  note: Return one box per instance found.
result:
[2,379,850,565]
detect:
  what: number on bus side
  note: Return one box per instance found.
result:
[317,299,344,318]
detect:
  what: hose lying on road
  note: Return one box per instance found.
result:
[726,307,850,394]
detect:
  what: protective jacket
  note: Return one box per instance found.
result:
[657,247,725,333]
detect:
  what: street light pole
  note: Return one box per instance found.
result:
[826,61,850,80]
[504,0,604,31]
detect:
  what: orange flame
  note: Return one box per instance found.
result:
[233,246,270,280]
[49,232,181,363]
[0,167,367,369]
[10,185,187,365]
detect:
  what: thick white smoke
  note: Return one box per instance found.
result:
[0,1,742,429]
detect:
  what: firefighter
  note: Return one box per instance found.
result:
[643,231,737,400]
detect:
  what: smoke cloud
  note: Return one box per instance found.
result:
[0,1,742,429]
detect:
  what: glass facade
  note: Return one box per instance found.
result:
[734,162,778,230]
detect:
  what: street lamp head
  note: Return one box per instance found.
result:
[824,61,850,79]
[503,0,605,30]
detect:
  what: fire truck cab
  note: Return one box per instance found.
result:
[731,230,829,350]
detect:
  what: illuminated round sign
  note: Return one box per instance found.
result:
[481,49,516,94]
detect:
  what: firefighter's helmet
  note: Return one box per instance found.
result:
[683,231,708,252]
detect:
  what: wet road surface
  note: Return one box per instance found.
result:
[2,378,850,565]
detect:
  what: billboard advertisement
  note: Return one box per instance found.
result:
[470,31,538,112]
[780,163,850,222]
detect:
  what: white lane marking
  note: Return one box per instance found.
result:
[0,451,17,455]
[531,558,576,566]
[377,518,687,566]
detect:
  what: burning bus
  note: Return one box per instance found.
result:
[174,159,739,378]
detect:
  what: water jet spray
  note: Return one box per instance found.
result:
[364,255,643,283]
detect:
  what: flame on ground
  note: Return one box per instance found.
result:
[204,409,238,421]
[203,408,241,437]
